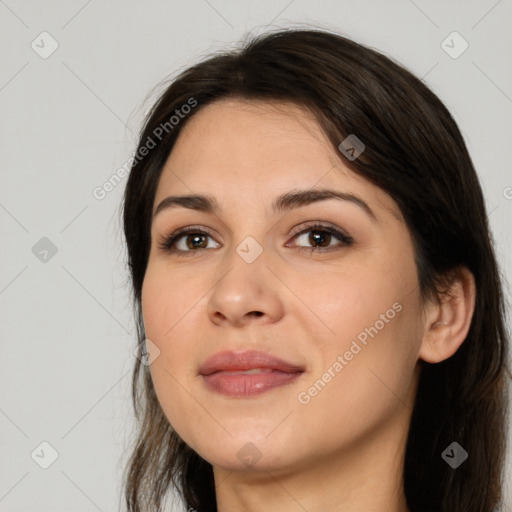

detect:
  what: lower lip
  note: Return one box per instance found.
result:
[201,370,303,397]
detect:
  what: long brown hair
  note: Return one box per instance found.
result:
[120,28,510,512]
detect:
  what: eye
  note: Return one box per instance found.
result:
[157,222,353,256]
[157,225,219,256]
[287,222,353,253]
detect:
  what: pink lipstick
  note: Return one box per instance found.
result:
[198,350,305,397]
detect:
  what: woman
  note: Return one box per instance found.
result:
[121,28,510,512]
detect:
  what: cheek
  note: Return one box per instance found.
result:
[306,256,415,352]
[294,305,420,451]
[294,258,421,424]
[141,264,207,434]
[141,263,201,340]
[141,268,195,399]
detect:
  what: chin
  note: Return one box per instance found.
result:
[203,444,298,474]
[181,426,296,471]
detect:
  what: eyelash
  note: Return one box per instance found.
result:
[157,222,353,256]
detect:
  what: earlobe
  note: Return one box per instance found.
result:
[418,267,476,364]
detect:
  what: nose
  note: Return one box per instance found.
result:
[206,250,285,328]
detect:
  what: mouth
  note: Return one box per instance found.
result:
[198,350,305,397]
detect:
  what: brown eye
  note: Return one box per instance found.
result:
[158,222,353,256]
[305,230,333,248]
[290,223,353,252]
[183,233,209,250]
[158,227,219,255]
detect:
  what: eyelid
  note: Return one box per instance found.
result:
[157,224,219,252]
[285,222,353,251]
[157,221,353,254]
[288,220,351,240]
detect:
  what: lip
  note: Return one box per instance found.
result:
[199,350,305,397]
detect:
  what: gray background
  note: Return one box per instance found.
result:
[1,0,511,511]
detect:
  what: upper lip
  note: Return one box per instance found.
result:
[198,350,305,376]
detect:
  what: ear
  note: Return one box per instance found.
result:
[418,267,476,363]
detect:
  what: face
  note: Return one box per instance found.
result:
[141,99,426,475]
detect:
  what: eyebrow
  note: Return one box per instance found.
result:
[153,188,377,222]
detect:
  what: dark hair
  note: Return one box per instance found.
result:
[121,28,510,512]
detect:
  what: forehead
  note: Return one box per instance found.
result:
[166,98,337,178]
[154,98,401,221]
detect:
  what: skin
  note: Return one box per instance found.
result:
[141,99,476,512]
